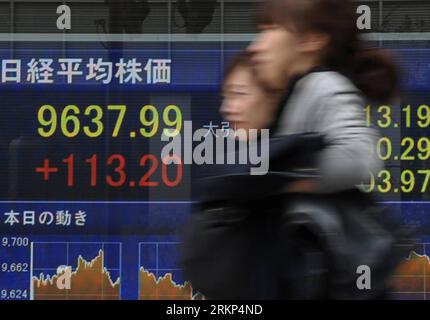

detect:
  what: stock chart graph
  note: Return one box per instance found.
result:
[139,242,197,300]
[391,243,430,300]
[31,242,121,300]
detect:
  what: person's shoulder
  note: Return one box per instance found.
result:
[298,71,361,98]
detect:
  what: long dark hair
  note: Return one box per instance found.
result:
[258,0,400,102]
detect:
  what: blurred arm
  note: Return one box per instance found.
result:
[315,92,383,193]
